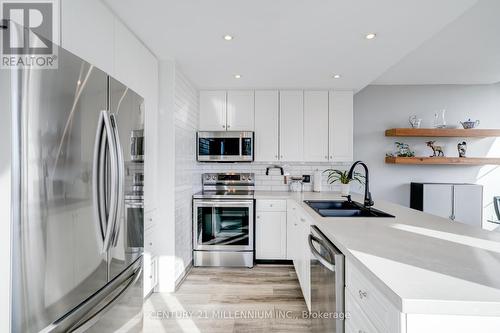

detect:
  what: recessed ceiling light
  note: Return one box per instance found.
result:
[365,33,377,40]
[234,74,242,79]
[223,35,233,41]
[332,74,341,79]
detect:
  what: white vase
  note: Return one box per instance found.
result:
[340,183,350,196]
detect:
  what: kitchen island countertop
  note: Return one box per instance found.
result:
[254,191,500,316]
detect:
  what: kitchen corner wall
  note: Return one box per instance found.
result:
[174,69,200,283]
[157,60,200,292]
[354,83,500,229]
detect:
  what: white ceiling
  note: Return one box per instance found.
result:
[375,0,500,85]
[103,0,478,91]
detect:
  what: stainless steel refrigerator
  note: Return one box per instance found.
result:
[3,22,145,332]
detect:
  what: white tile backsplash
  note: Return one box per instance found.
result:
[197,162,352,192]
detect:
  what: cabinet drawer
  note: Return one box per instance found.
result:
[256,199,286,212]
[346,259,400,333]
[346,288,380,333]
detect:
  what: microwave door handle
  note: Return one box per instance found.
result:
[109,114,125,247]
[101,111,119,254]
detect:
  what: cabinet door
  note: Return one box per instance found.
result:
[255,91,279,161]
[329,90,354,162]
[304,91,329,162]
[61,0,114,75]
[227,90,254,131]
[256,212,287,259]
[423,184,453,220]
[279,90,304,161]
[298,215,311,310]
[454,185,483,227]
[199,91,227,131]
[286,206,299,260]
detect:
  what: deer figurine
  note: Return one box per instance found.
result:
[426,141,444,157]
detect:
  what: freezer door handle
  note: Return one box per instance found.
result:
[92,110,120,254]
[308,234,336,272]
[39,256,143,333]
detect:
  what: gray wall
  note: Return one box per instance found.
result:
[354,84,500,226]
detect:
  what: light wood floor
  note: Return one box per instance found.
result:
[144,265,312,333]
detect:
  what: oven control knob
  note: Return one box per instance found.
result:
[205,175,211,180]
[241,176,247,181]
[248,176,252,181]
[212,176,217,180]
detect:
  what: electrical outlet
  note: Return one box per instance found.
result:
[302,175,311,183]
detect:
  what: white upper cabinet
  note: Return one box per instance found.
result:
[61,0,115,75]
[227,91,255,131]
[255,91,279,161]
[329,90,354,161]
[279,91,304,161]
[304,91,329,162]
[199,91,227,131]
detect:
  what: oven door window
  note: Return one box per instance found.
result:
[198,137,240,156]
[197,206,250,247]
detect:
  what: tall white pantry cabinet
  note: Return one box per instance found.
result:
[410,183,483,227]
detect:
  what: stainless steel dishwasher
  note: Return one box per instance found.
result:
[309,225,345,333]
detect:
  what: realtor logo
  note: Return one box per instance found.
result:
[1,1,59,69]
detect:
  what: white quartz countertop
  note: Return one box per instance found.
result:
[254,191,500,316]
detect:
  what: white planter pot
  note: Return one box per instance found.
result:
[340,183,350,196]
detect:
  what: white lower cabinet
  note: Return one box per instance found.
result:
[346,258,401,333]
[256,200,287,260]
[256,211,287,259]
[345,288,380,333]
[286,200,311,311]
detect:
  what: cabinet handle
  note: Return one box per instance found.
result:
[358,330,366,333]
[358,290,367,299]
[222,125,226,129]
[227,124,231,129]
[300,218,306,222]
[257,216,260,219]
[325,155,328,159]
[149,242,153,246]
[330,155,333,159]
[280,155,283,159]
[270,204,273,207]
[275,155,278,159]
[149,275,153,279]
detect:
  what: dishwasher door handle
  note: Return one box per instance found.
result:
[308,234,336,272]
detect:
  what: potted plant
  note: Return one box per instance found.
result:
[323,169,365,196]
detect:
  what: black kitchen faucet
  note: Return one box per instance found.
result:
[347,161,374,208]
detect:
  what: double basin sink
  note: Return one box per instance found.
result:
[304,200,395,218]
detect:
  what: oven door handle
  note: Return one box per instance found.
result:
[193,200,254,207]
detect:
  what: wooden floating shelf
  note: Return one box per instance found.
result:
[385,128,500,138]
[385,156,500,165]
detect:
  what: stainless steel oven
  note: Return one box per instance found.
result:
[193,173,255,267]
[197,131,254,162]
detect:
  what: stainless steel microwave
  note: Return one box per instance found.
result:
[197,131,254,162]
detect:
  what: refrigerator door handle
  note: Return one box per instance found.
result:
[39,256,143,333]
[109,113,125,247]
[92,112,107,249]
[93,110,120,253]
